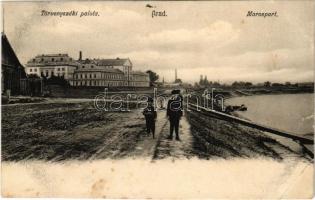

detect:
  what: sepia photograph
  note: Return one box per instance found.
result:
[1,0,314,198]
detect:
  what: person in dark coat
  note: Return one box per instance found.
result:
[143,97,157,139]
[167,89,183,140]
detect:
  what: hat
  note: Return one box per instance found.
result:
[147,97,154,102]
[171,89,180,94]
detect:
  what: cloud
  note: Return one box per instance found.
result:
[136,21,240,52]
[3,1,314,84]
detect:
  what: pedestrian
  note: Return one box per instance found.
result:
[143,97,157,139]
[167,89,183,141]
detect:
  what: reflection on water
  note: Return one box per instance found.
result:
[226,93,314,135]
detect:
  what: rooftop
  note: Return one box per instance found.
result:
[75,68,124,73]
[131,71,148,75]
[93,58,130,66]
[35,54,69,57]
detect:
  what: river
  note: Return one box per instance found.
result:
[226,93,314,136]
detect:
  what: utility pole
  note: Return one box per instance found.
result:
[2,5,4,34]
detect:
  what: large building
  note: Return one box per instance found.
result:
[25,54,77,80]
[25,52,150,87]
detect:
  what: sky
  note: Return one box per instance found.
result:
[2,1,314,84]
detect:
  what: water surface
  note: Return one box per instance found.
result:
[226,93,314,135]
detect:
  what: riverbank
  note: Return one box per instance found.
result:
[230,86,314,97]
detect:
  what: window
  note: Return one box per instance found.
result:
[85,74,87,78]
[91,65,94,68]
[94,74,96,78]
[33,59,35,62]
[41,58,44,62]
[60,58,63,61]
[52,58,54,62]
[82,66,85,68]
[34,69,37,72]
[90,74,92,78]
[81,74,83,78]
[62,68,65,71]
[46,71,48,77]
[30,69,33,72]
[57,68,60,71]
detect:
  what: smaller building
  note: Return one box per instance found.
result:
[130,71,150,87]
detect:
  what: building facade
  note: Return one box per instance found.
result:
[1,33,27,95]
[25,53,150,88]
[25,54,77,80]
[72,59,125,87]
[130,71,151,87]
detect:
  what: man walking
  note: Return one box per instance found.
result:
[167,89,183,141]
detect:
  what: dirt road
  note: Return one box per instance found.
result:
[1,100,310,161]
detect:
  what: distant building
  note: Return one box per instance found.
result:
[25,52,150,87]
[1,33,27,95]
[25,54,77,80]
[130,71,150,87]
[297,82,314,87]
[90,57,132,86]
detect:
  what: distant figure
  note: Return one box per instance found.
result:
[167,89,183,141]
[143,97,157,139]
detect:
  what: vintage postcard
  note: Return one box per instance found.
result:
[1,0,314,198]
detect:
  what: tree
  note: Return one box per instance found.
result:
[264,81,271,87]
[232,81,239,87]
[146,70,159,86]
[175,78,182,84]
[245,82,253,87]
[272,83,283,87]
[204,76,209,86]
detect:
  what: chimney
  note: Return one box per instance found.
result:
[79,51,82,61]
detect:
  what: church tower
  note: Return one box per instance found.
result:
[175,68,177,82]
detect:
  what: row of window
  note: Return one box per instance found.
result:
[33,57,71,62]
[80,65,115,69]
[74,73,123,80]
[29,68,65,72]
[57,68,65,71]
[40,71,65,77]
[129,76,148,81]
[71,81,148,87]
[73,81,125,87]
